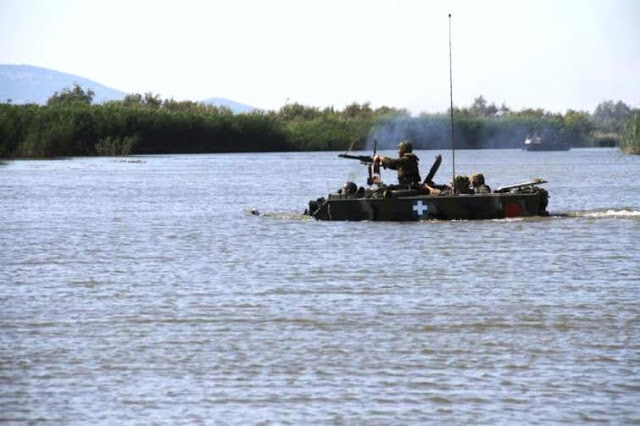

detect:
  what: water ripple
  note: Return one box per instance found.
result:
[1,151,639,424]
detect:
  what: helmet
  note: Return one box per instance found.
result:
[470,173,485,185]
[341,181,358,194]
[397,141,413,152]
[451,174,470,187]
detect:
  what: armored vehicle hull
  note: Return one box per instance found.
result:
[306,185,548,221]
[306,146,550,221]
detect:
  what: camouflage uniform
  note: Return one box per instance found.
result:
[382,154,421,185]
[473,184,491,194]
[470,173,491,194]
[446,175,472,194]
[381,141,421,185]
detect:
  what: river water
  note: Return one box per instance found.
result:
[1,148,639,424]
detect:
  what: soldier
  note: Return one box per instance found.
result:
[470,173,491,193]
[373,141,421,186]
[453,174,473,194]
[423,174,471,195]
[338,181,360,198]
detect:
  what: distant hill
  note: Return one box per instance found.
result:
[201,97,255,114]
[0,64,256,113]
[0,64,127,104]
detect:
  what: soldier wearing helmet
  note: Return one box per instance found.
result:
[449,174,473,194]
[470,173,491,194]
[373,141,421,186]
[339,181,358,196]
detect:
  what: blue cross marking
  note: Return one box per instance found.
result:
[413,200,429,216]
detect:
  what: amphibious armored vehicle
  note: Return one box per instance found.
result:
[304,15,549,221]
[304,154,549,221]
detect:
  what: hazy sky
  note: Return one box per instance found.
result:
[1,0,638,113]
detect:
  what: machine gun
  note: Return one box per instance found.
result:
[338,153,374,164]
[338,139,382,186]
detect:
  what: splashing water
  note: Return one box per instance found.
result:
[562,208,640,219]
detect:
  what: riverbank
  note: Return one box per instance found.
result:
[0,102,633,159]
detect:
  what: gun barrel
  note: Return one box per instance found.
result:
[338,154,374,163]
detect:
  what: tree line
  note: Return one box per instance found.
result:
[0,85,638,158]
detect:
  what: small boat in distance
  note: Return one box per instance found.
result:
[522,133,570,151]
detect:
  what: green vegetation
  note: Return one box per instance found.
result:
[47,84,95,107]
[620,112,640,155]
[95,135,139,156]
[0,85,637,158]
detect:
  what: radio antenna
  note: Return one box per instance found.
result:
[448,13,456,193]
